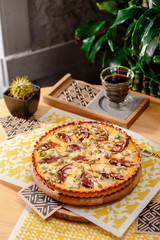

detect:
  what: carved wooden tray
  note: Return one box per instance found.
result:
[43,73,149,128]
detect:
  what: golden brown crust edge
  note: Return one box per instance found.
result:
[31,165,142,205]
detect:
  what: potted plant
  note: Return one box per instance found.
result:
[3,76,40,119]
[75,0,160,98]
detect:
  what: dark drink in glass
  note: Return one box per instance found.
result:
[101,66,134,104]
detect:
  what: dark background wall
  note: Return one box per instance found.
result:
[0,0,110,90]
[27,0,107,86]
[28,0,100,50]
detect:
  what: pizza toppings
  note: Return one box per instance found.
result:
[75,126,89,141]
[95,130,108,142]
[33,121,141,196]
[66,144,82,152]
[56,163,73,183]
[80,173,94,188]
[37,141,60,152]
[109,158,136,167]
[104,152,111,159]
[44,156,61,164]
[109,136,131,154]
[88,159,98,165]
[88,124,109,142]
[73,155,87,162]
[56,132,71,143]
[110,140,127,153]
[100,172,124,180]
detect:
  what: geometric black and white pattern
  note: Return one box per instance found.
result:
[0,115,42,139]
[57,80,101,107]
[135,200,160,235]
[19,183,64,219]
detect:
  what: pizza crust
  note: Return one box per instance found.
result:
[31,165,141,206]
[32,121,141,201]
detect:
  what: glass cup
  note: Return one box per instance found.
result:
[100,66,134,109]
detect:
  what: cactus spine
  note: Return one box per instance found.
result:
[9,76,33,100]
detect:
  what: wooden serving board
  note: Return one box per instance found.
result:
[31,166,141,221]
[43,74,149,128]
[53,208,89,222]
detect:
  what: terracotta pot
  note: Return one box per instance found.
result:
[3,84,40,119]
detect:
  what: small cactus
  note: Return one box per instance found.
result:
[9,76,33,100]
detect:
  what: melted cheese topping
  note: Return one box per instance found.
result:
[33,121,141,197]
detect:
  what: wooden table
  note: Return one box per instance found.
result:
[0,86,160,239]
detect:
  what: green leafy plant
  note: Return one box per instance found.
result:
[75,0,160,98]
[9,76,33,100]
[92,0,129,15]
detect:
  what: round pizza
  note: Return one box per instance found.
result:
[32,121,141,199]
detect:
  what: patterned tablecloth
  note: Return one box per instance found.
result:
[0,108,159,239]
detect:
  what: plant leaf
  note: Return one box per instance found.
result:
[102,49,114,68]
[106,26,116,51]
[102,48,127,68]
[75,20,106,40]
[124,22,136,55]
[152,0,160,8]
[88,33,108,63]
[153,55,160,64]
[111,6,146,28]
[128,0,143,7]
[81,36,95,57]
[110,48,127,66]
[140,61,154,78]
[139,28,160,59]
[125,22,136,40]
[131,7,160,56]
[96,1,119,15]
[142,35,159,64]
[94,0,128,13]
[140,60,159,83]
